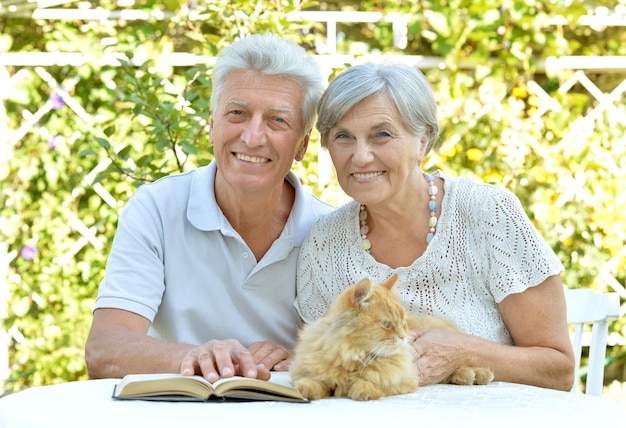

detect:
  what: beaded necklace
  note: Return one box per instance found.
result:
[359,173,438,253]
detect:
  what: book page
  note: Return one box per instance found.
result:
[114,374,214,399]
[213,372,306,401]
[268,371,296,387]
[210,371,295,391]
[113,372,307,402]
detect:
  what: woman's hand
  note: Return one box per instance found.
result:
[411,327,468,386]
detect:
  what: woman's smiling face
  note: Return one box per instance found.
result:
[326,92,428,207]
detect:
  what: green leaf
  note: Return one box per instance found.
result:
[116,145,132,160]
[104,125,116,137]
[78,148,97,158]
[181,143,198,155]
[94,137,111,150]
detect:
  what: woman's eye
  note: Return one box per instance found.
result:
[374,131,391,139]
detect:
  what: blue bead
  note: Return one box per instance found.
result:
[429,200,438,211]
[427,232,435,243]
[425,174,434,182]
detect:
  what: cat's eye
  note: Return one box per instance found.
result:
[380,320,393,329]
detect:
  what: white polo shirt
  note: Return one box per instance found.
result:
[94,160,334,349]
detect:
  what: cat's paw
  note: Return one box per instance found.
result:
[449,367,494,385]
[473,367,494,385]
[450,367,476,385]
[347,379,386,400]
[294,378,331,400]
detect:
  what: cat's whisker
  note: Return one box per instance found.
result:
[361,342,390,366]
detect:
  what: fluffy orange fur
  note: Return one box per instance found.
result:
[291,275,493,400]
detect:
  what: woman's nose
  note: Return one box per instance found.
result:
[352,140,374,166]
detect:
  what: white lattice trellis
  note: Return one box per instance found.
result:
[527,69,626,330]
[2,66,110,262]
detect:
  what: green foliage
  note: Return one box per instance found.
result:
[0,0,322,393]
[1,104,115,389]
[1,0,625,393]
[89,60,214,186]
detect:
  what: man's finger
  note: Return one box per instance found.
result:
[231,347,259,378]
[209,342,240,379]
[257,347,290,371]
[196,346,221,382]
[179,352,198,376]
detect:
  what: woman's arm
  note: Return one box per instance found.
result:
[494,274,575,389]
[412,275,575,391]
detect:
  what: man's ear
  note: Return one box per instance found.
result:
[295,131,310,161]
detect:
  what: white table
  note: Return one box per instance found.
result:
[1,377,625,428]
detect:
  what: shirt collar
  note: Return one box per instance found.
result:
[186,160,307,244]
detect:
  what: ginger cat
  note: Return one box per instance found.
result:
[290,274,493,400]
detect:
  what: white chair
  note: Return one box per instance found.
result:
[565,288,620,396]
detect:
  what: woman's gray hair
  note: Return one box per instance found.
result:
[317,62,439,155]
[211,33,325,136]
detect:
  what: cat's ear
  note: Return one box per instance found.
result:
[381,274,399,290]
[352,278,373,306]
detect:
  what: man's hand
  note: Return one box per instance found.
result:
[179,339,270,383]
[248,341,292,371]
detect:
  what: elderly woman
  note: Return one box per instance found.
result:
[295,62,575,391]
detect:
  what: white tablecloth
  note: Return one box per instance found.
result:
[1,377,625,428]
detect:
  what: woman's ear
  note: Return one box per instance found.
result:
[419,127,431,156]
[421,127,431,145]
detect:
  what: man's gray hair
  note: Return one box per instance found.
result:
[211,33,325,135]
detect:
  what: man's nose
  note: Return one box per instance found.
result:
[241,116,266,146]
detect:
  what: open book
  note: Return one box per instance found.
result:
[112,371,308,403]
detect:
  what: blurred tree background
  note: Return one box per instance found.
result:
[1,0,625,396]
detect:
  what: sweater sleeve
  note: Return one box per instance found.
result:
[294,216,336,323]
[479,187,564,303]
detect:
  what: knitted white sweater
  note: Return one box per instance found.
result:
[295,173,564,344]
